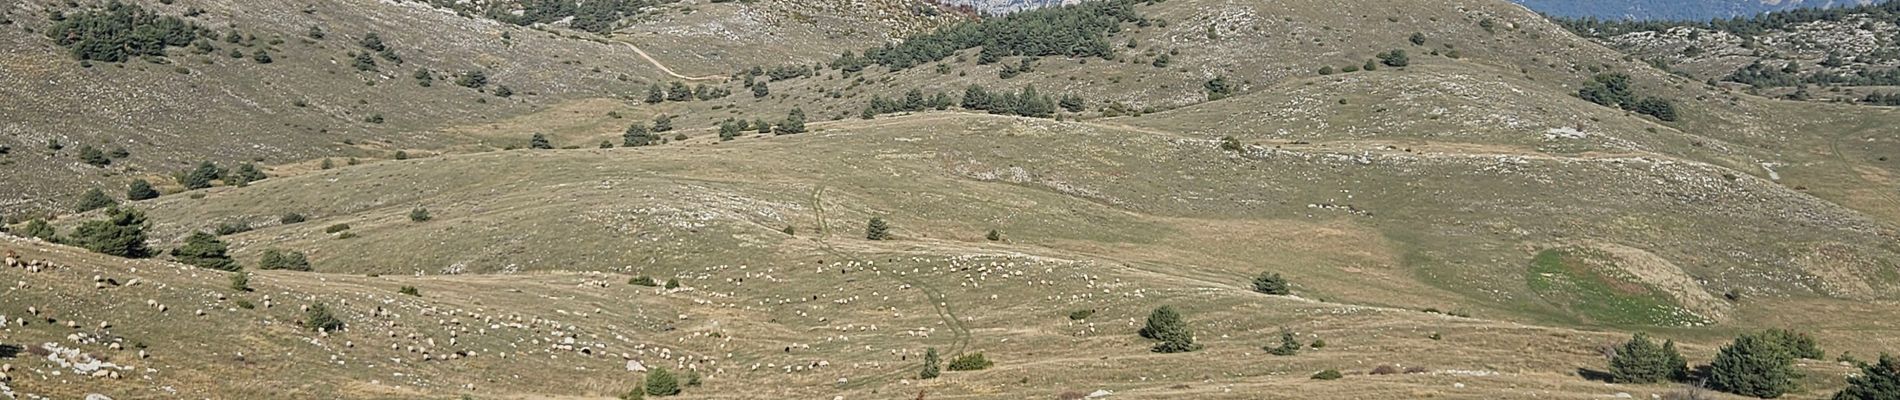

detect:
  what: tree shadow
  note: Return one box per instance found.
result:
[1577,367,1616,383]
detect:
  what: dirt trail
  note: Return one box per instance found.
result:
[619,41,727,81]
[805,187,972,388]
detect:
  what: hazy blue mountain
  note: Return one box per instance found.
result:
[1510,0,1887,21]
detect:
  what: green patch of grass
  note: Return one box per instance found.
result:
[1525,249,1698,327]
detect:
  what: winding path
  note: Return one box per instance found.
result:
[619,41,727,81]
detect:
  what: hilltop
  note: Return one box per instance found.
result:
[1516,0,1888,21]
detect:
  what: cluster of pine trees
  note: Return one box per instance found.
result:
[1727,60,1900,88]
[463,0,667,33]
[846,0,1148,71]
[645,82,729,104]
[47,1,214,62]
[1579,73,1680,121]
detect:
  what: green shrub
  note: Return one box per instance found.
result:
[664,278,680,289]
[409,207,432,222]
[644,367,680,396]
[1068,309,1096,320]
[228,270,250,291]
[947,353,993,371]
[214,221,253,235]
[1252,271,1289,295]
[324,223,351,234]
[1267,329,1301,356]
[79,145,110,167]
[279,213,307,224]
[174,231,238,271]
[74,187,118,212]
[305,302,344,332]
[398,285,420,296]
[258,248,312,271]
[1312,369,1344,380]
[20,219,58,241]
[986,229,1002,241]
[630,276,658,286]
[126,179,160,201]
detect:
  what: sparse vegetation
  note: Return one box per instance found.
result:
[173,231,238,271]
[258,248,312,271]
[1252,271,1289,295]
[1266,329,1301,356]
[947,353,993,371]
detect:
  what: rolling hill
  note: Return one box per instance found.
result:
[3,0,1899,399]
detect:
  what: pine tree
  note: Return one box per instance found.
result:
[1609,333,1683,384]
[752,81,770,98]
[409,207,432,222]
[352,52,376,71]
[173,231,238,271]
[530,133,553,149]
[865,217,890,240]
[79,145,111,167]
[74,187,118,212]
[305,302,344,332]
[1709,332,1801,398]
[1140,305,1200,353]
[920,348,942,379]
[181,161,222,190]
[1252,271,1289,295]
[1834,354,1900,400]
[21,219,58,242]
[227,163,266,186]
[645,367,681,396]
[666,82,692,102]
[624,123,653,147]
[646,84,665,104]
[779,108,807,134]
[229,270,250,291]
[72,207,151,258]
[986,229,1002,241]
[1267,329,1301,356]
[719,119,741,141]
[962,85,992,110]
[652,115,674,133]
[259,248,313,271]
[359,32,386,52]
[456,70,487,88]
[127,180,159,201]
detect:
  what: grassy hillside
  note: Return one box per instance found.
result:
[0,0,951,216]
[4,0,1900,398]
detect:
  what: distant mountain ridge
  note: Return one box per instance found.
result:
[1511,0,1888,21]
